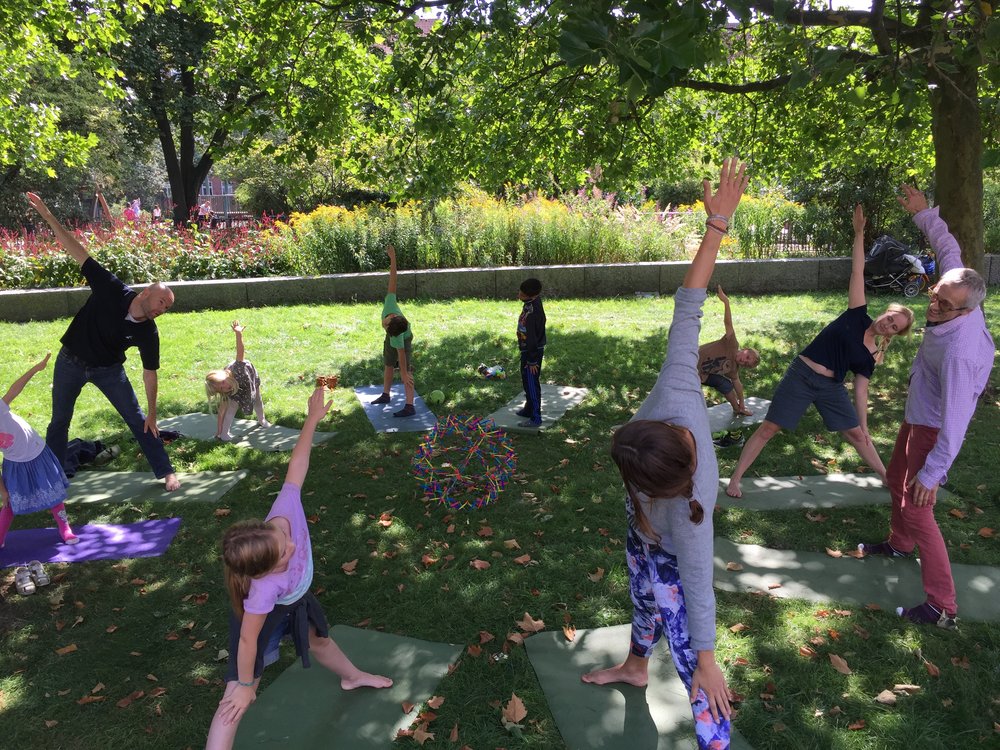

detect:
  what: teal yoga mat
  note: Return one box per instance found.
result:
[713,537,1000,622]
[235,626,462,749]
[158,413,335,452]
[524,624,753,750]
[65,470,247,505]
[487,384,588,434]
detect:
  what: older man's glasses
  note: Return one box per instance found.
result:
[927,287,968,314]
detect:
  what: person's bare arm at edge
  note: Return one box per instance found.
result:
[96,191,117,227]
[386,244,398,295]
[285,387,332,487]
[848,204,867,309]
[717,285,735,338]
[232,321,246,362]
[3,352,50,406]
[142,369,161,438]
[683,158,749,289]
[26,193,91,266]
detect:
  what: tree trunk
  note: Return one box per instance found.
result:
[929,62,984,273]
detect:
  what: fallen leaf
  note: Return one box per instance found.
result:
[194,593,209,605]
[77,695,105,705]
[825,548,844,558]
[729,623,749,633]
[449,722,459,742]
[306,513,320,524]
[517,612,544,633]
[848,719,866,730]
[950,655,970,670]
[827,705,843,716]
[734,657,750,666]
[476,526,494,538]
[412,724,434,745]
[116,690,144,708]
[833,609,852,616]
[469,559,491,570]
[44,720,58,728]
[893,684,921,695]
[924,659,941,677]
[854,624,871,640]
[865,603,881,611]
[513,554,532,565]
[828,629,841,641]
[562,624,576,642]
[725,561,744,571]
[193,677,210,686]
[341,559,358,575]
[378,512,393,527]
[806,512,829,523]
[948,508,966,519]
[213,508,231,517]
[772,722,787,732]
[978,527,995,538]
[875,689,897,705]
[55,644,77,656]
[942,698,953,707]
[767,582,783,590]
[478,630,495,644]
[421,554,439,567]
[845,548,865,559]
[829,654,852,675]
[91,683,105,694]
[503,539,520,550]
[506,632,524,646]
[587,567,605,582]
[105,625,118,633]
[401,701,415,713]
[502,693,528,724]
[799,645,818,658]
[427,695,445,709]
[467,644,482,657]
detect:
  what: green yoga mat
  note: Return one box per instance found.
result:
[716,473,893,510]
[158,413,336,452]
[487,384,589,434]
[65,470,247,505]
[235,625,462,749]
[713,537,1000,622]
[524,625,753,750]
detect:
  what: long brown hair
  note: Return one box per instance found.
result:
[222,520,280,617]
[873,303,915,365]
[611,420,703,544]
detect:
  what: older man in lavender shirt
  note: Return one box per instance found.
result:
[860,185,995,630]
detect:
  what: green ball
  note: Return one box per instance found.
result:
[427,389,445,405]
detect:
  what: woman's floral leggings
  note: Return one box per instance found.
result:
[626,507,731,750]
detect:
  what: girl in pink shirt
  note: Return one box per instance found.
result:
[0,353,76,548]
[205,388,392,750]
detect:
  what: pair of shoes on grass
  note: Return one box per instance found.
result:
[713,431,745,448]
[370,392,391,405]
[14,560,50,596]
[896,601,958,630]
[857,540,911,558]
[393,405,415,418]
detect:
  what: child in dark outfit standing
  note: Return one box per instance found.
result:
[516,278,547,428]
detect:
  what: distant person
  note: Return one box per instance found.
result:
[152,204,162,222]
[697,285,759,416]
[370,245,415,417]
[726,205,915,498]
[860,185,995,630]
[26,192,180,492]
[205,321,271,441]
[124,198,140,222]
[515,277,547,428]
[205,388,392,750]
[198,200,213,228]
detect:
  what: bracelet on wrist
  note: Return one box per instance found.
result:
[237,679,255,687]
[707,213,730,226]
[706,222,728,236]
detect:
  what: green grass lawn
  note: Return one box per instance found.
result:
[1,291,998,750]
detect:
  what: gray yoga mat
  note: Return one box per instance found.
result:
[235,625,462,749]
[713,537,1000,622]
[353,384,438,433]
[65,470,247,505]
[158,413,335,452]
[716,473,892,510]
[487,384,589,434]
[524,624,753,750]
[706,396,771,434]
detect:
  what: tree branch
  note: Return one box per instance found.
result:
[676,75,792,93]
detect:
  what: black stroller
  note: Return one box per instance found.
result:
[864,235,936,298]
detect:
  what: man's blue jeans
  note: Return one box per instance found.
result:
[47,348,174,479]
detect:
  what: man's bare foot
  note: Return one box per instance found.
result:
[342,671,393,690]
[737,408,752,417]
[581,662,648,687]
[725,478,742,498]
[164,474,181,492]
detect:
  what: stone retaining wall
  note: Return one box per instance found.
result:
[1,255,997,323]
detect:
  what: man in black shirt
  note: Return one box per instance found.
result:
[27,193,180,491]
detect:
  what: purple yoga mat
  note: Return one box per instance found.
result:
[0,517,181,568]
